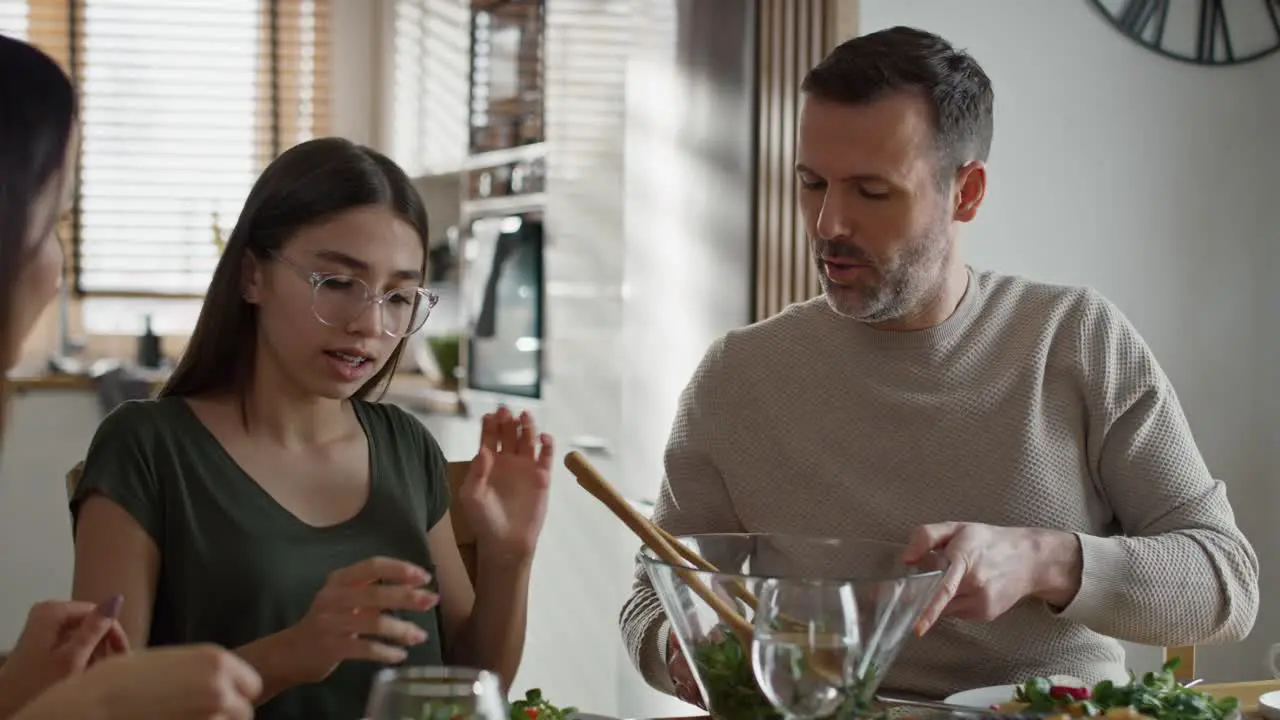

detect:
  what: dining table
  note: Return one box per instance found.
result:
[1202,680,1280,719]
[642,679,1280,720]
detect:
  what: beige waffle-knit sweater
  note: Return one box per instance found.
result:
[619,267,1259,700]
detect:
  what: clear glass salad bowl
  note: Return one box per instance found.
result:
[639,533,949,720]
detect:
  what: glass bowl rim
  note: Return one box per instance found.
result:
[637,531,949,583]
[370,665,502,696]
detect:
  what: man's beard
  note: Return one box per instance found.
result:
[813,223,950,324]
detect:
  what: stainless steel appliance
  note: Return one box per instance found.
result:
[462,212,544,398]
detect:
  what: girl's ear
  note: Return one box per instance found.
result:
[241,251,265,304]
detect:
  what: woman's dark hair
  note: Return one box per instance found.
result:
[0,35,78,436]
[158,137,430,408]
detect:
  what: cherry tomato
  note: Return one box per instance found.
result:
[1050,686,1091,701]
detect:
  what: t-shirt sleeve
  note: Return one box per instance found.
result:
[382,402,451,532]
[69,400,165,544]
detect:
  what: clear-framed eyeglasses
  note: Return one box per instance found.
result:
[268,250,439,338]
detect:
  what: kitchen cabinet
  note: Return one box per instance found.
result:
[391,0,723,716]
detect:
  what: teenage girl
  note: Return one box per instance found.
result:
[70,136,552,720]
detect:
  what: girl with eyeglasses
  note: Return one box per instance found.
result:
[68,137,553,720]
[0,33,265,719]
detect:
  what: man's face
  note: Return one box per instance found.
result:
[796,92,956,325]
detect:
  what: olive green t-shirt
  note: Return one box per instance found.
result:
[70,396,451,720]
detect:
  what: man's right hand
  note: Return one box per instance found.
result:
[666,631,702,708]
[13,644,262,720]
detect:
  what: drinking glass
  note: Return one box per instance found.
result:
[365,666,508,720]
[751,577,860,720]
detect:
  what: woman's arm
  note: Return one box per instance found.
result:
[228,629,303,705]
[428,512,531,687]
[419,407,549,688]
[71,495,161,648]
[72,478,301,707]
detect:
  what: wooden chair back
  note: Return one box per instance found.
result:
[1164,645,1197,682]
[66,460,83,503]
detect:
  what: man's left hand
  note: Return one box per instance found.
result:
[901,522,1083,636]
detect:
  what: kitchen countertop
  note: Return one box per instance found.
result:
[6,368,464,415]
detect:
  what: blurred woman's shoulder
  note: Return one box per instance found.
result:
[94,395,186,437]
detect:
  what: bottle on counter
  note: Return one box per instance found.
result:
[137,315,162,369]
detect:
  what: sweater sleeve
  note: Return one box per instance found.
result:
[618,335,745,694]
[1057,291,1259,645]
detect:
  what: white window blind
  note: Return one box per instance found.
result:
[392,0,471,178]
[10,0,331,298]
[0,1,26,39]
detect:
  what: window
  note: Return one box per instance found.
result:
[391,0,470,178]
[0,2,26,38]
[7,0,330,300]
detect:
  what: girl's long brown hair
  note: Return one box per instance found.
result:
[0,36,78,443]
[157,137,430,410]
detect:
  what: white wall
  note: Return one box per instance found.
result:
[859,0,1280,683]
[0,392,102,646]
[330,0,384,150]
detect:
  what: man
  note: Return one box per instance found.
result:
[618,26,1259,703]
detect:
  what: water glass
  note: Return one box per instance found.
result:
[751,578,860,720]
[365,666,508,720]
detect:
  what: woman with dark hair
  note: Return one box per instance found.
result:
[0,33,263,720]
[70,136,552,720]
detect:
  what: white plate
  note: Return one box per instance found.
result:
[945,677,1086,710]
[946,681,1243,720]
[1258,690,1280,720]
[944,684,1020,709]
[572,715,619,720]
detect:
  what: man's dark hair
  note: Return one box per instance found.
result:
[801,26,994,180]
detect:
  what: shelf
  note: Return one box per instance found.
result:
[461,192,548,217]
[462,142,547,171]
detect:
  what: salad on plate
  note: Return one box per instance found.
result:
[393,687,588,720]
[508,688,580,720]
[987,659,1238,720]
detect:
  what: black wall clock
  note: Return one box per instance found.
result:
[1087,0,1280,66]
